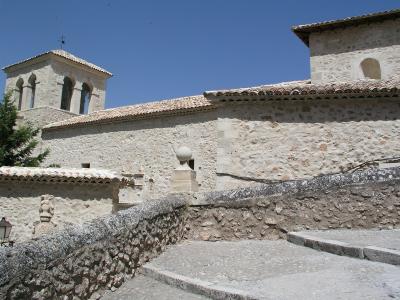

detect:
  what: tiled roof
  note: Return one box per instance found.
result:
[292,9,400,46]
[204,78,400,100]
[0,167,129,185]
[44,95,215,130]
[2,50,112,76]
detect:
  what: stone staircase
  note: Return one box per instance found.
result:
[102,274,209,300]
[102,231,400,300]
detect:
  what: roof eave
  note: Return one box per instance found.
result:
[2,53,51,72]
[49,53,113,78]
[204,91,400,102]
[42,104,217,131]
[292,8,400,47]
[2,51,113,77]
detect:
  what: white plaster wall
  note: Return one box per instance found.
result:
[216,98,400,189]
[0,182,114,242]
[42,111,218,198]
[309,19,400,83]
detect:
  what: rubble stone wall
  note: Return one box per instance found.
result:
[186,168,400,241]
[216,99,400,190]
[0,196,186,300]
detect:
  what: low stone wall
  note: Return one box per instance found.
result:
[186,167,400,241]
[0,182,115,242]
[2,167,400,299]
[0,196,186,300]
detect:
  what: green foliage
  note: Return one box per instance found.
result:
[0,92,49,167]
[47,163,61,168]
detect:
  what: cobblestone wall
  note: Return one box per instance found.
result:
[0,196,186,300]
[186,168,400,241]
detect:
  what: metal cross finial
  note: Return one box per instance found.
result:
[59,34,66,49]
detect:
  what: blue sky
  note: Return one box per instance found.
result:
[0,1,398,108]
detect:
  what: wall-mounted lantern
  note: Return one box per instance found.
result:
[0,217,14,247]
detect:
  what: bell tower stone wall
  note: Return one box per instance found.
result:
[309,18,400,83]
[3,51,111,127]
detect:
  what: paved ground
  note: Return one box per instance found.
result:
[105,241,400,300]
[297,229,400,250]
[102,275,209,300]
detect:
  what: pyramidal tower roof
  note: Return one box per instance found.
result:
[2,49,112,77]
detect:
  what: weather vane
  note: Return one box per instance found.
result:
[58,34,66,50]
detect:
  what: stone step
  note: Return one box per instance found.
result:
[141,264,257,300]
[101,275,209,300]
[104,239,400,299]
[287,229,400,265]
[139,240,400,299]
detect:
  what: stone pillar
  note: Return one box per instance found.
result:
[32,195,57,239]
[171,146,199,193]
[116,167,145,212]
[70,87,82,114]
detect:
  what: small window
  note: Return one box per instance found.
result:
[16,78,24,110]
[188,159,195,170]
[28,74,36,108]
[81,163,90,168]
[61,77,74,111]
[360,58,381,80]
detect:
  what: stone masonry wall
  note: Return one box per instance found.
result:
[216,98,400,190]
[51,58,107,113]
[42,111,217,198]
[0,182,114,242]
[43,96,400,194]
[0,196,186,300]
[17,107,77,129]
[309,18,400,83]
[16,107,78,158]
[5,60,52,110]
[4,56,108,115]
[186,167,400,241]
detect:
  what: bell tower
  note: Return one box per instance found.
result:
[2,50,112,127]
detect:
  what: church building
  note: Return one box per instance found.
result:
[3,9,400,199]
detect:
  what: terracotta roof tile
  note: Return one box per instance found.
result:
[43,95,215,130]
[2,50,112,76]
[292,9,400,46]
[204,78,400,100]
[0,167,128,185]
